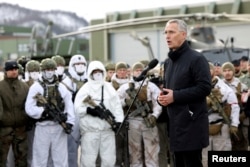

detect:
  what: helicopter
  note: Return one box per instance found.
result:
[48,12,250,64]
[129,19,250,63]
[28,21,89,64]
[182,13,249,63]
[130,31,155,60]
[194,35,250,64]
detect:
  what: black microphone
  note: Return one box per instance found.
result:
[134,59,159,81]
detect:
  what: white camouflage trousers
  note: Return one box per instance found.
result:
[80,130,116,167]
[202,124,231,167]
[128,118,159,167]
[32,124,68,167]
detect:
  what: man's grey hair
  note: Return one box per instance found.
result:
[166,19,187,33]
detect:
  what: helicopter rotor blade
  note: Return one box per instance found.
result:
[220,13,250,22]
[52,12,250,39]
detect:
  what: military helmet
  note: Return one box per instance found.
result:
[132,62,144,71]
[52,55,66,66]
[40,58,57,70]
[140,60,149,67]
[26,60,40,72]
[221,62,235,74]
[115,62,127,71]
[105,63,115,71]
[18,64,24,74]
[17,56,28,67]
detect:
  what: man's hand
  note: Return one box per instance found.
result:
[239,112,246,122]
[157,88,174,106]
[230,126,239,140]
[64,123,73,134]
[86,106,104,119]
[112,122,121,133]
[230,126,238,134]
[148,114,157,127]
[41,106,50,118]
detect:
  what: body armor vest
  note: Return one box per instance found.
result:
[236,82,244,110]
[39,80,65,112]
[207,78,231,121]
[72,78,85,92]
[124,82,153,115]
[112,80,120,90]
[62,73,87,101]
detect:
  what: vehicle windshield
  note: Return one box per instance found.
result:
[200,47,249,63]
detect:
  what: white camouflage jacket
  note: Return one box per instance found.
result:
[117,78,162,119]
[74,61,124,132]
[25,76,75,126]
[210,76,240,127]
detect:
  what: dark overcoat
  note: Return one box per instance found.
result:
[164,41,211,152]
[0,76,29,127]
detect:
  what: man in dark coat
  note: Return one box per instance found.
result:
[157,19,211,167]
[0,60,29,167]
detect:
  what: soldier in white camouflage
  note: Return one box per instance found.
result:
[239,60,250,150]
[52,55,67,82]
[117,62,162,166]
[25,58,75,167]
[61,54,88,167]
[111,62,130,90]
[202,62,240,167]
[105,62,115,82]
[110,61,130,166]
[25,60,41,167]
[74,60,124,167]
[221,62,248,151]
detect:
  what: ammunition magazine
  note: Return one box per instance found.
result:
[126,86,152,128]
[83,95,118,131]
[33,93,72,134]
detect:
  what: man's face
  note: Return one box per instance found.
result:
[74,62,86,74]
[240,60,248,71]
[127,68,131,77]
[106,70,115,79]
[247,63,250,73]
[6,68,19,78]
[42,69,55,80]
[133,68,143,78]
[164,22,186,51]
[116,68,127,79]
[214,66,221,76]
[222,68,234,81]
[234,65,241,73]
[210,68,215,78]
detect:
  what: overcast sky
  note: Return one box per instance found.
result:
[0,0,225,21]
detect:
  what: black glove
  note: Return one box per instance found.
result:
[112,122,121,133]
[58,112,67,122]
[64,123,73,134]
[41,106,52,119]
[86,106,103,119]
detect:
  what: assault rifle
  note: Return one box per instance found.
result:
[209,92,231,125]
[33,93,72,134]
[126,83,152,128]
[208,92,239,140]
[83,95,118,132]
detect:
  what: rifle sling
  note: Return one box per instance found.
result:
[210,119,224,125]
[101,85,104,104]
[129,106,145,117]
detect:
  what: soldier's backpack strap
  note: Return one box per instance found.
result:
[61,81,74,94]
